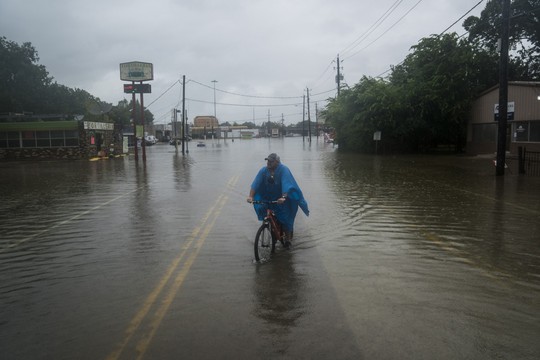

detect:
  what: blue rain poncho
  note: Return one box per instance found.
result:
[250,163,309,232]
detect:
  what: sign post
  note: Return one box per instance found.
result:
[120,61,153,163]
[373,131,381,154]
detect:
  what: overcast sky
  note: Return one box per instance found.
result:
[0,0,485,125]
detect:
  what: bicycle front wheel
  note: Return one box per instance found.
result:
[254,223,275,262]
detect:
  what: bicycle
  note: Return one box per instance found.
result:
[251,200,286,262]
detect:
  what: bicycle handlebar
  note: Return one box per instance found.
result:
[250,200,279,205]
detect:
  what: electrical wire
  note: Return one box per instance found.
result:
[438,0,484,36]
[343,0,424,62]
[189,79,303,99]
[340,0,405,57]
[374,0,485,78]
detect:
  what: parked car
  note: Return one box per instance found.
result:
[145,135,157,145]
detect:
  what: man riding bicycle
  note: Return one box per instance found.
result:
[247,153,309,248]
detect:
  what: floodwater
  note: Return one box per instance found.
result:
[1,137,539,359]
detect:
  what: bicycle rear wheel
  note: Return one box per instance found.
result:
[254,223,275,262]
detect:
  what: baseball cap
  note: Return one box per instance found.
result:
[265,153,280,162]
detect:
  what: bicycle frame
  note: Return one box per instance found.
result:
[263,208,284,243]
[252,200,285,244]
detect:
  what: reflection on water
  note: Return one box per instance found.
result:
[316,152,540,359]
[321,153,540,284]
[252,253,305,356]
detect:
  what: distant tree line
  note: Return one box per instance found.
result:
[323,0,540,153]
[0,36,153,126]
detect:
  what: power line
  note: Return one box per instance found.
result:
[185,97,302,108]
[145,80,180,109]
[340,0,405,56]
[374,1,486,78]
[189,79,303,99]
[438,0,484,36]
[343,0,424,61]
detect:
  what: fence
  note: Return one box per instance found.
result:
[518,147,540,176]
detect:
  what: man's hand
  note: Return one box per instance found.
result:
[247,197,253,203]
[277,197,286,204]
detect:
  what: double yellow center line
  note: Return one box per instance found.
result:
[107,175,238,360]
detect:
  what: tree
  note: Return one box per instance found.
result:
[0,36,155,125]
[390,33,498,151]
[325,33,500,153]
[0,36,52,113]
[464,0,540,79]
[241,121,256,128]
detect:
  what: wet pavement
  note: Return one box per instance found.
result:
[1,138,539,359]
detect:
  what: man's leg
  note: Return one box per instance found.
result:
[284,230,293,249]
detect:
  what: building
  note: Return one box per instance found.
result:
[193,116,219,128]
[467,81,540,155]
[0,114,122,160]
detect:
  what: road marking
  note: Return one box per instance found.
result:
[134,195,228,360]
[106,178,232,360]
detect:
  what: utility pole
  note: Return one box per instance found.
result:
[268,109,271,137]
[307,87,311,143]
[336,54,342,97]
[174,108,180,151]
[212,80,218,121]
[182,75,186,155]
[140,81,146,163]
[315,102,319,140]
[302,94,305,143]
[496,0,510,176]
[132,85,138,161]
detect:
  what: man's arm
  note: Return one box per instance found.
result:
[247,188,256,203]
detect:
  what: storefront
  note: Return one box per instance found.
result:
[0,118,122,160]
[467,81,540,155]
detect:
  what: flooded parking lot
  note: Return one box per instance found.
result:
[1,138,539,359]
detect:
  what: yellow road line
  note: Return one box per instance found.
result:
[134,195,228,360]
[105,195,224,360]
[107,176,234,360]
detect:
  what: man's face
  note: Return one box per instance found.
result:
[266,159,278,170]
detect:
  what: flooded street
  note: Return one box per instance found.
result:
[1,138,539,359]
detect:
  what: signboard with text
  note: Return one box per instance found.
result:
[494,101,515,121]
[120,61,154,81]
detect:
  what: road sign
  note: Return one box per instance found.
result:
[120,61,154,81]
[123,83,151,94]
[494,101,515,121]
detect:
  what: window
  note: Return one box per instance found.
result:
[36,131,51,147]
[50,130,65,147]
[22,131,36,148]
[7,131,20,148]
[513,120,540,143]
[0,130,79,148]
[64,130,79,146]
[0,131,6,148]
[514,122,529,142]
[530,121,540,142]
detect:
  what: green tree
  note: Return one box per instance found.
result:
[0,36,155,124]
[464,0,540,79]
[390,33,498,151]
[241,121,256,128]
[0,36,52,113]
[325,33,499,153]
